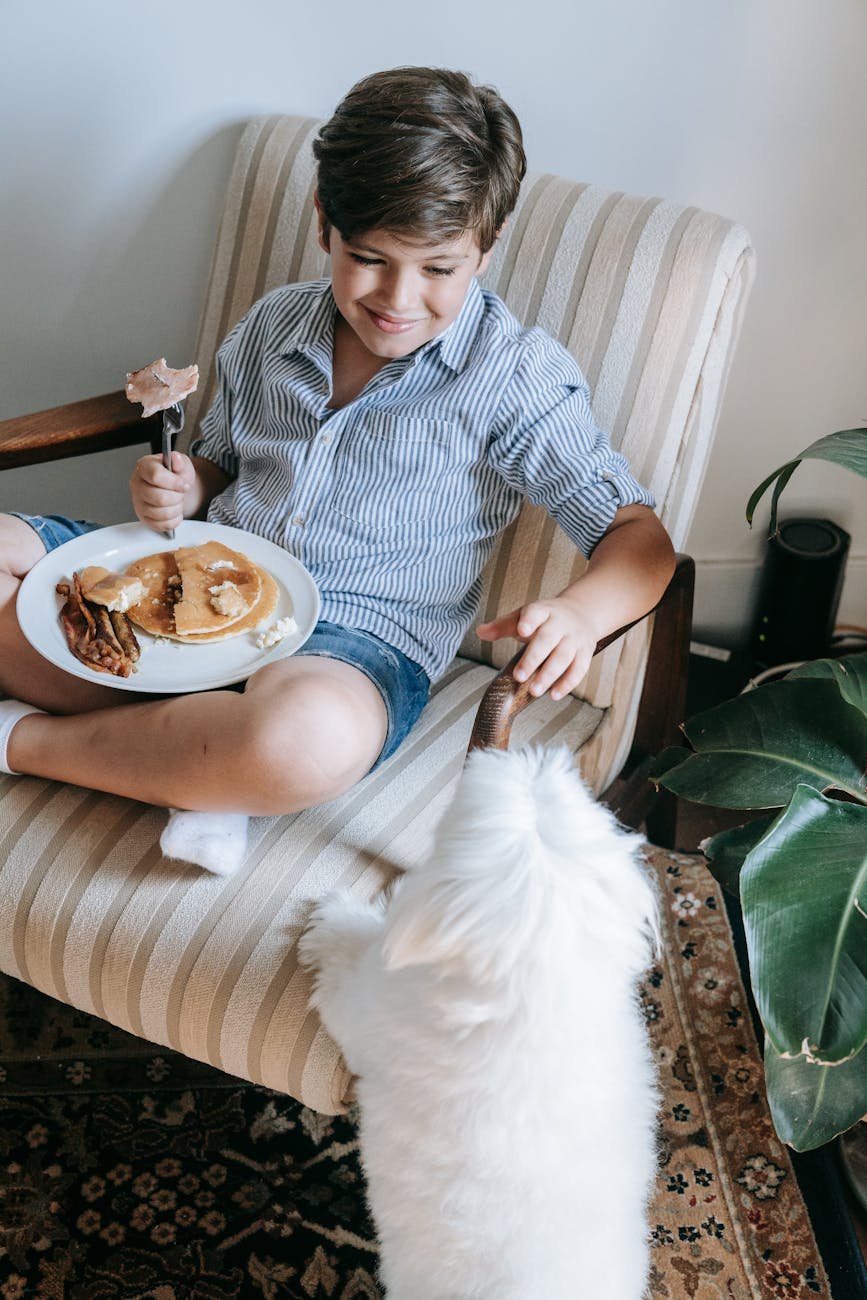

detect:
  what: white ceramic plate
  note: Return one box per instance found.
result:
[18,521,321,693]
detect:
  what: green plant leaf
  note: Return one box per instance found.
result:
[654,679,867,809]
[788,651,867,714]
[702,814,779,896]
[746,428,867,535]
[647,746,693,783]
[741,787,867,1062]
[764,1036,867,1152]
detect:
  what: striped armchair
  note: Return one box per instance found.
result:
[0,116,754,1113]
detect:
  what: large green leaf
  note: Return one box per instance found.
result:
[654,679,867,809]
[647,746,693,782]
[788,651,867,714]
[764,1037,867,1151]
[702,814,778,896]
[741,787,867,1062]
[746,428,867,535]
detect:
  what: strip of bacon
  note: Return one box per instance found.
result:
[56,575,140,677]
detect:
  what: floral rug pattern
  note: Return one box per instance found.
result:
[641,847,829,1299]
[0,849,830,1298]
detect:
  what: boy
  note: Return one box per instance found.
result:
[0,68,674,871]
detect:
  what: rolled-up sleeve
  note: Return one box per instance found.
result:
[487,329,654,556]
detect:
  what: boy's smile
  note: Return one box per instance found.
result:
[316,203,493,364]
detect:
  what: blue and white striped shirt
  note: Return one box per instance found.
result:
[191,277,653,680]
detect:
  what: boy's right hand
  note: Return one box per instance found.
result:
[130,451,197,533]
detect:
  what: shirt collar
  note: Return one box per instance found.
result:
[281,280,336,369]
[427,277,485,373]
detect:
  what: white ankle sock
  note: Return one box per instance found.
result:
[160,809,250,876]
[0,700,46,774]
[0,705,250,872]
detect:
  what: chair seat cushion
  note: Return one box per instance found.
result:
[0,657,602,1114]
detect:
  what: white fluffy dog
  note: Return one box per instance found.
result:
[299,746,660,1300]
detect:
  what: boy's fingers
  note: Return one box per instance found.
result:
[478,602,555,644]
[548,657,590,700]
[515,602,550,639]
[552,667,591,700]
[549,670,584,701]
[170,452,196,489]
[524,642,576,695]
[136,483,184,509]
[134,465,174,493]
[135,452,191,488]
[476,612,520,640]
[513,624,562,683]
[142,508,183,531]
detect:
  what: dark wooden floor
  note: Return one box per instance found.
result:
[672,799,751,854]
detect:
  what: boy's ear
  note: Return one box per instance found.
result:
[313,193,331,254]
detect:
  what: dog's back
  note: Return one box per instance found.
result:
[359,747,660,1299]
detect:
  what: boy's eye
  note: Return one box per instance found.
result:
[348,251,456,277]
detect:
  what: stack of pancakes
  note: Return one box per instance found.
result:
[125,540,278,643]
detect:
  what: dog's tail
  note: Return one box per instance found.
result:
[382,746,659,986]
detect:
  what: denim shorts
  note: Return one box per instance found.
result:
[12,512,429,768]
[300,621,430,768]
[12,512,105,551]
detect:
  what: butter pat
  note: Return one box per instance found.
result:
[208,580,247,619]
[256,615,299,649]
[79,566,146,612]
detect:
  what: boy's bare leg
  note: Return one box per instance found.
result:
[6,655,388,815]
[0,514,137,713]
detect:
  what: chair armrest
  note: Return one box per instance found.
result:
[468,553,694,756]
[0,391,161,470]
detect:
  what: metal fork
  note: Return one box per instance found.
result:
[161,401,185,540]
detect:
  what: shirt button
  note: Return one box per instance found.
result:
[320,432,333,445]
[292,514,306,527]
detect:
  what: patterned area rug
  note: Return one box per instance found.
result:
[0,848,831,1298]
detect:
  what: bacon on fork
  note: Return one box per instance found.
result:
[56,573,140,678]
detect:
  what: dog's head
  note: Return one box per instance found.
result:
[382,746,659,987]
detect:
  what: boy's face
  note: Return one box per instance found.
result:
[316,202,494,361]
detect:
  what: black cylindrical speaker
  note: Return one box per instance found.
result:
[749,517,850,666]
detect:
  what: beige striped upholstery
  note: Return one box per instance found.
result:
[0,666,601,1112]
[184,115,755,791]
[0,116,754,1114]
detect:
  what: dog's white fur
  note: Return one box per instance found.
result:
[299,746,660,1300]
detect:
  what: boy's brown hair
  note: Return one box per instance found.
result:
[313,67,526,254]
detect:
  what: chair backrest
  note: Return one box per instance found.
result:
[184,115,755,789]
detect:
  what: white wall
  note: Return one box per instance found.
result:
[2,0,864,644]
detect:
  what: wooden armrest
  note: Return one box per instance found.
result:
[468,553,694,755]
[0,390,161,470]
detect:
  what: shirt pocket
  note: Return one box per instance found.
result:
[329,414,454,532]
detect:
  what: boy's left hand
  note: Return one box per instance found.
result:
[476,594,603,701]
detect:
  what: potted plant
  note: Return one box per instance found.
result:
[650,428,867,1154]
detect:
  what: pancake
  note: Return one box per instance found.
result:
[173,540,261,636]
[181,569,280,643]
[124,543,279,644]
[124,551,181,638]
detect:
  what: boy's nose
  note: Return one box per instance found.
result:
[382,269,417,314]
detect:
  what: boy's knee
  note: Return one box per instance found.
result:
[233,672,385,813]
[0,514,47,579]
